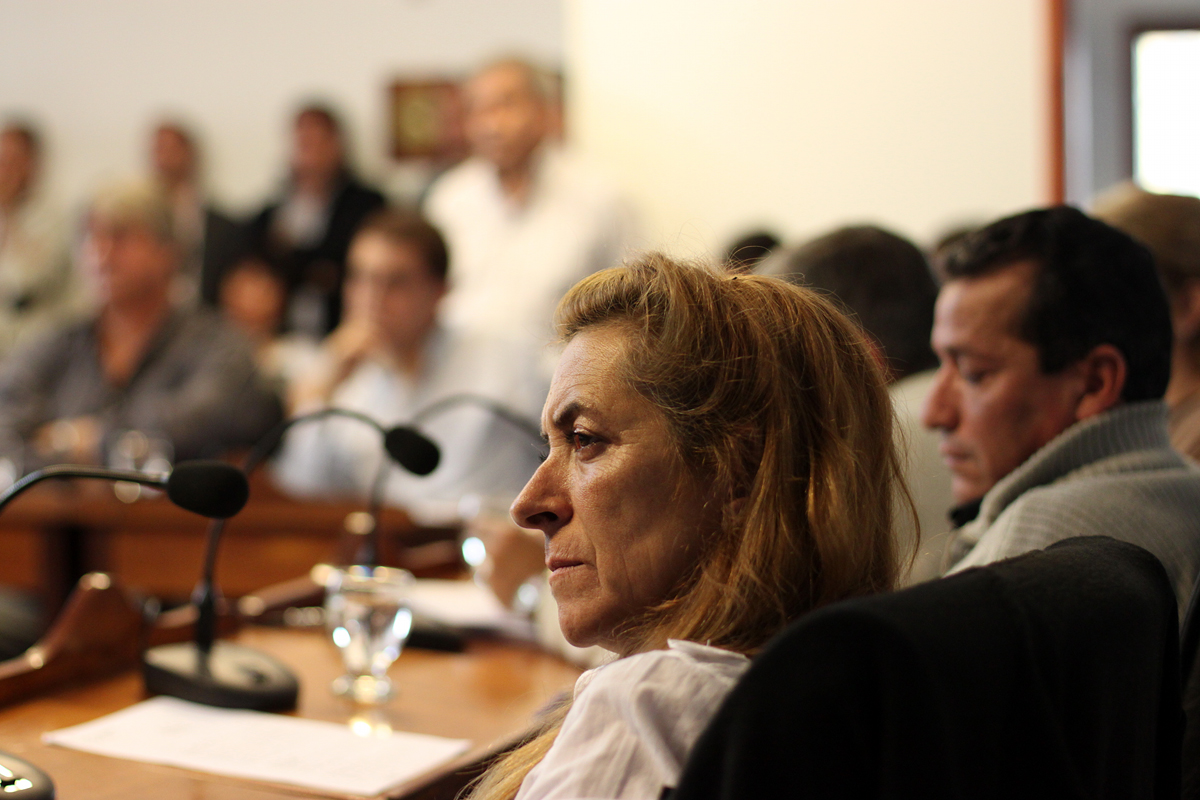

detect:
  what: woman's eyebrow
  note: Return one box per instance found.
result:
[550,401,585,432]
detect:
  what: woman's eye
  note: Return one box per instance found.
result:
[569,431,598,451]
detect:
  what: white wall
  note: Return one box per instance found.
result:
[565,1,1051,256]
[2,1,1052,254]
[0,0,563,214]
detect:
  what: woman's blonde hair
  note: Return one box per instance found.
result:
[468,253,912,800]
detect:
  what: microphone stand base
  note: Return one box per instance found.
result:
[142,641,299,711]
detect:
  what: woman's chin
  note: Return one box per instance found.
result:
[555,601,608,651]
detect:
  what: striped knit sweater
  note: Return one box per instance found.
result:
[945,400,1200,613]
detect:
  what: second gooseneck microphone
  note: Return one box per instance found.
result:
[0,460,249,519]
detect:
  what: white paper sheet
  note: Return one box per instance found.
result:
[407,578,533,637]
[44,696,471,797]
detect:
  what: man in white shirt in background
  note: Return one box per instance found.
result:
[423,57,636,346]
[272,209,547,524]
[0,121,83,357]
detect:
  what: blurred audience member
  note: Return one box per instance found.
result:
[0,180,282,467]
[1093,183,1200,461]
[924,206,1200,609]
[273,210,545,522]
[761,225,950,582]
[218,255,318,392]
[0,121,83,357]
[724,229,780,272]
[148,120,245,307]
[928,221,979,279]
[424,58,635,344]
[247,104,385,338]
[762,226,938,379]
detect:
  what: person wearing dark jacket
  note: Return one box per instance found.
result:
[247,104,385,337]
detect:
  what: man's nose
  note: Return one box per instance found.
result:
[921,365,959,432]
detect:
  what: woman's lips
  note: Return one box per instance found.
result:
[547,556,585,573]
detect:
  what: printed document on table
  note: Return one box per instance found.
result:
[44,696,471,797]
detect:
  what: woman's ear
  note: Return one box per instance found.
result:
[1074,343,1127,421]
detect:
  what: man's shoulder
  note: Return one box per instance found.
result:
[15,315,92,354]
[334,176,386,211]
[439,324,538,361]
[169,307,255,352]
[1013,445,1199,506]
[426,325,546,401]
[1029,441,1197,495]
[990,452,1200,556]
[537,148,626,211]
[424,159,494,208]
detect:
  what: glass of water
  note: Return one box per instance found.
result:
[323,565,414,704]
[457,494,542,616]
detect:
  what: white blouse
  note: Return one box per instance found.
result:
[514,640,750,800]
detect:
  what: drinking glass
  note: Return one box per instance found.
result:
[457,493,541,616]
[322,565,414,704]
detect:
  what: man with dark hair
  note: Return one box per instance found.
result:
[923,205,1200,608]
[724,230,781,273]
[247,103,385,337]
[761,225,950,583]
[273,209,546,522]
[764,225,938,380]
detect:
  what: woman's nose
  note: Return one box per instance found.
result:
[510,459,571,535]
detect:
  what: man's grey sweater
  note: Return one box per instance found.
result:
[945,401,1200,613]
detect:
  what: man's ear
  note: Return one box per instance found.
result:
[1074,343,1127,420]
[1172,280,1200,344]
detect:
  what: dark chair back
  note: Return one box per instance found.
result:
[669,536,1181,800]
[1179,575,1200,799]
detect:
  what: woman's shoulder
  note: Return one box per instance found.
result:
[573,641,749,708]
[518,643,750,799]
[594,640,746,676]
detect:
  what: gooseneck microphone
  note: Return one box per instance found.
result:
[243,406,440,478]
[0,459,250,799]
[142,408,442,712]
[0,460,249,519]
[383,426,441,478]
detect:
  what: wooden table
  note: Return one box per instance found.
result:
[0,626,581,799]
[0,476,456,620]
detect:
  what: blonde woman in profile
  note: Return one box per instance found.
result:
[468,255,912,800]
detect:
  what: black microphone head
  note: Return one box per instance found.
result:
[384,426,441,476]
[165,460,250,518]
